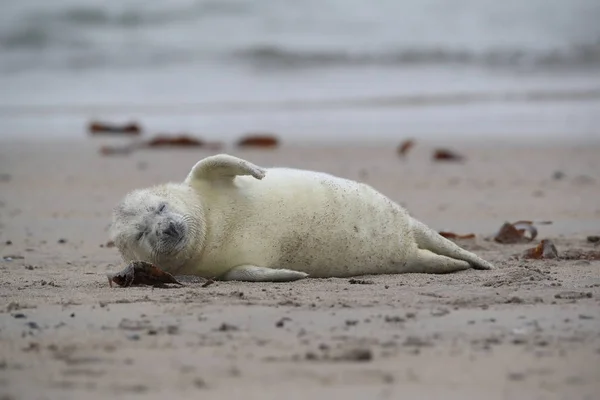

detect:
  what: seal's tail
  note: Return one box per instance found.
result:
[411,219,494,270]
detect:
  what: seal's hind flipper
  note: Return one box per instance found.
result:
[219,265,309,282]
[411,219,494,270]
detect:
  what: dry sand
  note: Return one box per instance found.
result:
[0,139,599,400]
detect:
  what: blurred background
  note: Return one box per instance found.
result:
[1,0,599,145]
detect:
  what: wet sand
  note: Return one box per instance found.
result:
[0,139,599,400]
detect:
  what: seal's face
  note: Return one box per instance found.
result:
[110,185,200,271]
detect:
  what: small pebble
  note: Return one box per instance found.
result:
[507,372,526,381]
[341,348,372,362]
[166,325,179,335]
[218,323,238,332]
[193,378,208,389]
[552,171,565,180]
[587,236,600,243]
[25,321,39,330]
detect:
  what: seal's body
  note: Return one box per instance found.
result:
[110,154,493,281]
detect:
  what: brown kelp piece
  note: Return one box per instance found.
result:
[494,221,538,244]
[89,121,141,135]
[237,134,279,148]
[107,261,183,288]
[147,135,205,147]
[439,232,476,240]
[522,239,559,259]
[432,149,464,162]
[100,135,223,155]
[397,139,415,157]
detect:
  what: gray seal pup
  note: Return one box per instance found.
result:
[110,154,493,282]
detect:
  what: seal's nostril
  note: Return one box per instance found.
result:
[163,222,178,237]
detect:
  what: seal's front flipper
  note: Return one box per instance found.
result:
[219,265,309,282]
[185,154,266,183]
[405,249,471,274]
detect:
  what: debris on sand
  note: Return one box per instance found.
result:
[552,171,566,180]
[275,317,292,328]
[348,278,374,285]
[554,291,592,300]
[147,134,204,147]
[146,135,223,150]
[332,348,372,362]
[439,231,476,240]
[402,336,433,348]
[237,134,279,148]
[432,148,464,162]
[99,134,223,156]
[397,139,415,157]
[217,323,239,332]
[494,221,540,244]
[587,235,600,244]
[305,347,373,362]
[107,261,183,288]
[522,239,559,259]
[88,121,141,135]
[201,278,215,288]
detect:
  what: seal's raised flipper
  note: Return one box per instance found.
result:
[219,265,309,282]
[411,219,494,270]
[185,154,266,183]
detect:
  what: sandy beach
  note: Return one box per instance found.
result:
[2,1,599,398]
[0,139,599,399]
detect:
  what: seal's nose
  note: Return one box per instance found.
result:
[162,221,179,238]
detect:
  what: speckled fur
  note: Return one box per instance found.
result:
[111,154,493,280]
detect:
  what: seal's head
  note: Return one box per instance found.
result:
[110,183,204,272]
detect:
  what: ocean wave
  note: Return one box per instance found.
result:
[52,1,250,27]
[0,26,88,50]
[2,43,599,74]
[0,1,251,49]
[234,44,600,69]
[2,87,600,116]
[1,0,599,72]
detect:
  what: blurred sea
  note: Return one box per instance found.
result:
[1,0,599,144]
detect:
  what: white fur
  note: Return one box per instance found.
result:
[110,154,493,281]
